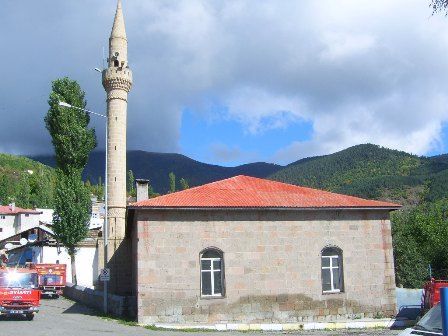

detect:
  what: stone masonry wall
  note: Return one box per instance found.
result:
[135,209,396,325]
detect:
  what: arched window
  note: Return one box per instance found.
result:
[321,246,344,293]
[200,248,224,297]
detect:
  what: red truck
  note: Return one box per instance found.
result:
[35,264,66,298]
[0,265,40,320]
[422,278,448,313]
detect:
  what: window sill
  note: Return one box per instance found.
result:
[322,290,343,295]
[201,295,225,300]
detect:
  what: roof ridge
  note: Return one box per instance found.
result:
[130,175,401,209]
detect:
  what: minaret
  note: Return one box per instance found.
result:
[102,1,132,249]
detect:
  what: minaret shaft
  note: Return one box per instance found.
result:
[103,0,132,241]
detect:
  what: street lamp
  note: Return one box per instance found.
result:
[58,101,109,314]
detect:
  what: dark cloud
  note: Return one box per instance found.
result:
[1,0,448,164]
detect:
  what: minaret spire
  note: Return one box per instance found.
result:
[111,0,127,40]
[108,0,128,69]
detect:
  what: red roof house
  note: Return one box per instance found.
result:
[0,205,42,216]
[126,175,400,326]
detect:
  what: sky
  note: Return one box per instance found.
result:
[1,0,448,166]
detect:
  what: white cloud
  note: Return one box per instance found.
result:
[223,87,307,134]
[2,0,448,164]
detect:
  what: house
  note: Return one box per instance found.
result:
[0,225,99,288]
[0,204,43,239]
[126,175,400,325]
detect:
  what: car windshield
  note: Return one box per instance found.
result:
[417,304,442,332]
[0,271,38,289]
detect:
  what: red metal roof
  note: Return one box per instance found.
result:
[0,205,42,216]
[130,175,401,210]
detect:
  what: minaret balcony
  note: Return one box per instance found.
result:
[102,67,133,93]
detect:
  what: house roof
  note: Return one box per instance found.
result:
[0,205,42,216]
[130,175,401,210]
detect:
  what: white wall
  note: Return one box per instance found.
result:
[0,215,16,240]
[19,213,39,232]
[35,209,54,225]
[35,246,98,288]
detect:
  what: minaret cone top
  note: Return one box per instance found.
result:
[111,0,127,40]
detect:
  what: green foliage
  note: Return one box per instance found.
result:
[169,172,176,193]
[179,178,189,190]
[270,144,421,194]
[269,144,448,207]
[45,77,97,284]
[392,199,448,287]
[52,171,90,254]
[431,0,448,14]
[146,180,160,198]
[0,153,55,208]
[45,77,96,176]
[391,211,429,288]
[127,170,136,197]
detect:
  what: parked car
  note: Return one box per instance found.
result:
[399,303,442,336]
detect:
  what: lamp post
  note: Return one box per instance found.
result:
[58,101,109,314]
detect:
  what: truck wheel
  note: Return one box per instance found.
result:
[26,314,34,321]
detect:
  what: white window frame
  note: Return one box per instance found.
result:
[322,254,341,293]
[201,255,223,297]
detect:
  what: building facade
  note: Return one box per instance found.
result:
[128,175,399,325]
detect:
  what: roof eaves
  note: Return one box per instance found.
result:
[127,205,401,211]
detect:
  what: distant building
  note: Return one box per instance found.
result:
[90,197,105,230]
[0,204,43,239]
[125,175,400,325]
[0,225,99,288]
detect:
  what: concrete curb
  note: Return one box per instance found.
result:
[151,318,415,331]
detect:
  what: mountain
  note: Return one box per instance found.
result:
[0,153,55,208]
[24,144,448,206]
[31,150,282,194]
[269,144,448,206]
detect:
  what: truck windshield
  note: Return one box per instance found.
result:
[417,304,442,332]
[0,271,38,289]
[41,274,62,286]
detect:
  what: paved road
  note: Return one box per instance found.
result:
[0,298,403,336]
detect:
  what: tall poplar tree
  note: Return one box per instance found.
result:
[169,172,176,193]
[45,77,97,284]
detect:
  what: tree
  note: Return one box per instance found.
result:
[127,170,136,197]
[169,172,176,193]
[431,0,448,14]
[52,171,91,285]
[45,77,96,176]
[180,178,189,190]
[391,211,429,288]
[391,199,448,287]
[45,77,96,284]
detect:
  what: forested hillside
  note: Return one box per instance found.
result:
[269,144,448,207]
[32,150,282,194]
[0,153,55,208]
[9,144,448,287]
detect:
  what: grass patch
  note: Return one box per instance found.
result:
[99,314,138,327]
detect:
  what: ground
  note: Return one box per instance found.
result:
[0,298,403,336]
